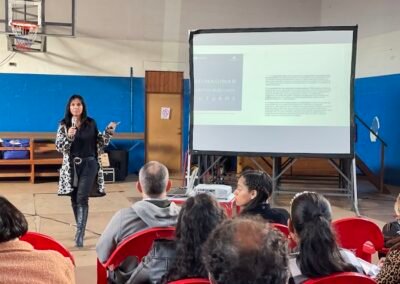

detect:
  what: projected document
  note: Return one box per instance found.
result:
[190,28,356,155]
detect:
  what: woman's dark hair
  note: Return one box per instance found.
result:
[61,94,89,127]
[290,192,356,277]
[239,170,271,214]
[0,196,28,242]
[165,193,226,282]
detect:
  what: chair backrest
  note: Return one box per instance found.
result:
[332,217,384,262]
[97,226,176,284]
[272,223,290,236]
[303,272,376,283]
[20,231,75,265]
[168,278,210,284]
[272,223,297,249]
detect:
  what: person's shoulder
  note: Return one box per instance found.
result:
[86,117,96,124]
[113,206,135,218]
[84,117,98,129]
[273,207,290,218]
[388,248,400,258]
[32,249,73,267]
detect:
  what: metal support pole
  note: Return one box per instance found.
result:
[352,157,360,216]
[186,153,191,187]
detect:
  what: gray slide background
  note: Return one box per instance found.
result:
[192,125,350,154]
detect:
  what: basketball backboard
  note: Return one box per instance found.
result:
[0,0,75,51]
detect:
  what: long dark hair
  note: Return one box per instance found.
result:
[0,196,28,242]
[165,194,226,282]
[290,192,356,277]
[61,94,89,127]
[239,170,271,214]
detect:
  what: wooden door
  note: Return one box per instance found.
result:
[145,71,183,175]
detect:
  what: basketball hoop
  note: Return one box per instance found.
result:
[10,20,39,51]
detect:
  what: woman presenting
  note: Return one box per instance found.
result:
[56,94,117,247]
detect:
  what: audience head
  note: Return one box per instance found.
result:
[203,217,289,284]
[395,193,400,219]
[0,196,28,242]
[137,161,171,198]
[289,191,355,277]
[63,94,87,126]
[166,193,226,281]
[234,170,271,213]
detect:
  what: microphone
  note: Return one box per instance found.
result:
[72,117,77,128]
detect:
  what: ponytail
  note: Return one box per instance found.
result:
[291,192,357,278]
[297,216,355,277]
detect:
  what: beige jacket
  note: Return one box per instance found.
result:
[0,239,75,284]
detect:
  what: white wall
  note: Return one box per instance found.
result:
[76,0,321,41]
[3,1,400,78]
[0,36,188,77]
[0,0,321,77]
[321,0,400,78]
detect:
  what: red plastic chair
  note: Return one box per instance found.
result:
[97,227,176,284]
[332,217,384,262]
[303,272,376,283]
[272,223,290,236]
[168,279,210,284]
[20,231,75,265]
[272,223,297,249]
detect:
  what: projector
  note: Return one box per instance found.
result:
[194,184,232,199]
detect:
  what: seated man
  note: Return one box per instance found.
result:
[96,161,180,282]
[203,217,289,284]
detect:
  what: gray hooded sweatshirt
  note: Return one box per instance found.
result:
[96,199,180,263]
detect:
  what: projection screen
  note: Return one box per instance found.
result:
[189,27,357,157]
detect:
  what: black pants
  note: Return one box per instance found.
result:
[71,158,98,207]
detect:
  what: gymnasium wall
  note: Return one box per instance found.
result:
[0,1,320,173]
[321,0,400,184]
[0,37,187,173]
[2,0,399,184]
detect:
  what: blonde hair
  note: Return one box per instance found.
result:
[395,194,400,217]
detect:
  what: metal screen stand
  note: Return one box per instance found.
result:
[251,156,359,215]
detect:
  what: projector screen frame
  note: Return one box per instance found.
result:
[189,26,358,158]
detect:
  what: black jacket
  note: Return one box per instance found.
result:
[245,202,289,225]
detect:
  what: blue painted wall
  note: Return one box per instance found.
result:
[0,73,191,174]
[355,74,400,185]
[1,73,399,185]
[0,73,146,173]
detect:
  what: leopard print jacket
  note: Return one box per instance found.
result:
[55,122,112,197]
[376,249,400,284]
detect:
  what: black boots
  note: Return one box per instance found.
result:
[72,204,78,224]
[75,205,88,247]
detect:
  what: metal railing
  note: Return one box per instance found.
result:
[355,114,388,193]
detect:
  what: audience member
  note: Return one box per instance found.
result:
[381,193,400,249]
[163,193,225,283]
[375,193,400,284]
[203,217,289,284]
[235,170,289,225]
[288,191,362,283]
[375,244,400,284]
[96,161,180,283]
[128,193,226,284]
[0,196,75,284]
